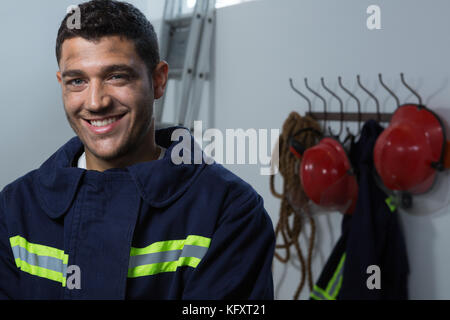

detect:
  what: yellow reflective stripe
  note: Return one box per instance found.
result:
[184,235,211,248]
[310,292,320,300]
[128,261,177,277]
[178,256,201,268]
[130,235,211,256]
[326,253,346,298]
[385,197,397,213]
[332,273,343,299]
[311,284,334,300]
[128,235,210,278]
[10,235,69,287]
[15,258,66,287]
[9,235,68,264]
[130,239,185,256]
[128,256,201,278]
[310,292,324,300]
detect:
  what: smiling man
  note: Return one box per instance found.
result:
[57,35,165,171]
[0,0,275,299]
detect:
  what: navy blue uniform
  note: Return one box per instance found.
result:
[0,127,275,299]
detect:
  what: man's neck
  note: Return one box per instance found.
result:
[85,146,161,172]
[84,121,160,172]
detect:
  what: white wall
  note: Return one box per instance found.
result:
[210,0,450,300]
[149,0,450,299]
[2,0,450,299]
[0,1,74,187]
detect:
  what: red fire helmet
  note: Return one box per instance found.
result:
[373,104,446,194]
[300,138,358,214]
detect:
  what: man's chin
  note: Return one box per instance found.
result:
[84,141,127,162]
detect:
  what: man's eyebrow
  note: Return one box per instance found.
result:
[61,64,140,79]
[61,69,86,78]
[101,64,140,76]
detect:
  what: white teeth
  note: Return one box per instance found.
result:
[90,117,117,127]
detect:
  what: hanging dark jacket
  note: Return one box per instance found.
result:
[0,127,275,300]
[311,120,409,300]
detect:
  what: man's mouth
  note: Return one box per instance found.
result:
[83,113,127,134]
[89,116,120,127]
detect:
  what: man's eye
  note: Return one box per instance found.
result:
[68,79,85,86]
[109,74,129,81]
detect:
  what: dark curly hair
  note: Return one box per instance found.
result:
[56,0,160,76]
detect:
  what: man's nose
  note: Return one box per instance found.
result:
[86,80,113,112]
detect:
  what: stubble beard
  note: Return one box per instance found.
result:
[65,104,153,163]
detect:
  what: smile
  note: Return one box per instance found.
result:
[90,117,119,127]
[83,113,127,134]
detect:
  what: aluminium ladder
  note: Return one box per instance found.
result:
[155,0,216,130]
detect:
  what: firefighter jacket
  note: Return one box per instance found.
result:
[311,120,409,300]
[0,127,275,299]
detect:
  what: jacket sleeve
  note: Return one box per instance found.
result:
[182,189,275,299]
[0,189,20,299]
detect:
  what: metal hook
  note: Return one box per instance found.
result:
[379,73,400,109]
[321,77,343,139]
[400,73,423,106]
[304,77,327,131]
[289,78,312,114]
[338,76,361,137]
[357,75,381,123]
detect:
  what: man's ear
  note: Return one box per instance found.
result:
[152,61,169,99]
[56,71,63,85]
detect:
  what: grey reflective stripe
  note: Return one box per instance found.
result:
[180,245,208,259]
[311,288,328,300]
[128,245,209,269]
[325,253,346,299]
[129,250,180,267]
[328,264,344,298]
[11,245,68,275]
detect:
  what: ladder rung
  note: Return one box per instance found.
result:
[165,14,194,28]
[157,0,216,127]
[168,68,183,79]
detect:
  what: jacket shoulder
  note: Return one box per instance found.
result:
[1,169,39,199]
[195,164,271,228]
[0,170,41,223]
[1,136,81,198]
[198,163,259,202]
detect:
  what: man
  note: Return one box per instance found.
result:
[0,0,275,299]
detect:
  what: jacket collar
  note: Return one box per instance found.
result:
[35,127,207,219]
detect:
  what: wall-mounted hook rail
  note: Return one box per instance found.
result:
[305,111,393,122]
[289,74,418,124]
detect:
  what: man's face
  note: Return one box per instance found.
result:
[56,36,165,162]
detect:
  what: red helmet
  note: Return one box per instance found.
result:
[300,138,358,214]
[373,104,446,194]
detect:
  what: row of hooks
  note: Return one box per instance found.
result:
[289,73,423,139]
